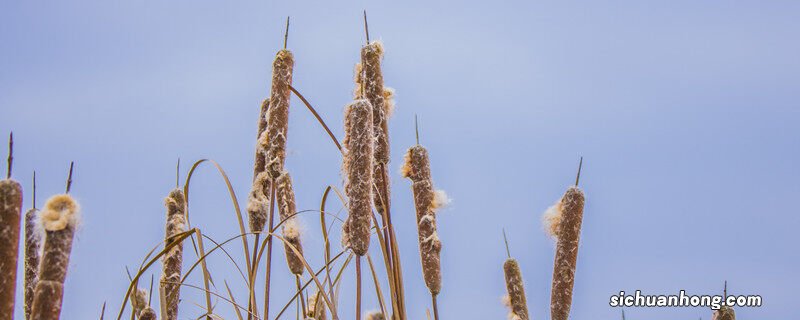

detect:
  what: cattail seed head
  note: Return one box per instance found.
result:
[503,258,530,320]
[342,99,374,256]
[306,290,327,320]
[246,172,270,233]
[31,194,80,320]
[402,145,443,295]
[131,288,148,315]
[262,49,294,179]
[24,207,41,319]
[360,41,393,218]
[138,307,157,320]
[161,189,186,320]
[365,311,385,320]
[550,186,585,320]
[0,179,22,317]
[276,171,304,275]
[253,98,269,179]
[713,306,735,320]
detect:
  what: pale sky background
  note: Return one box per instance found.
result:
[2,1,799,319]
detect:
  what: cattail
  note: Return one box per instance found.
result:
[246,172,270,233]
[247,99,271,233]
[341,99,374,256]
[131,288,148,316]
[275,171,304,275]
[24,206,41,319]
[401,145,444,295]
[713,306,735,320]
[548,186,586,320]
[0,178,22,318]
[138,307,157,320]
[160,189,186,320]
[260,49,294,180]
[364,311,385,320]
[358,41,394,216]
[503,258,530,320]
[306,290,327,320]
[30,194,80,320]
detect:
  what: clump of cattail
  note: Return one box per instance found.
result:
[253,98,269,179]
[24,203,40,319]
[503,258,530,320]
[401,145,445,296]
[275,171,304,275]
[365,311,385,320]
[246,172,270,233]
[341,99,374,256]
[0,133,22,318]
[306,290,327,320]
[30,194,80,320]
[138,307,157,320]
[260,49,294,180]
[546,160,586,320]
[160,189,186,320]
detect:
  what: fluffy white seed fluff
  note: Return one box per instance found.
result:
[40,194,80,231]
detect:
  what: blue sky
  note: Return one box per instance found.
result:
[1,1,798,319]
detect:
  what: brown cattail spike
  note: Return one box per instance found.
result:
[401,145,444,295]
[276,171,305,275]
[550,185,586,320]
[365,311,385,320]
[0,176,22,317]
[30,194,80,320]
[503,258,530,320]
[712,282,735,320]
[23,178,40,319]
[260,49,294,180]
[342,99,374,256]
[161,189,186,320]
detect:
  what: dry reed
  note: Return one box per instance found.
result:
[276,171,304,275]
[400,145,443,296]
[548,186,585,320]
[261,49,294,180]
[160,189,186,320]
[0,178,22,318]
[503,258,529,320]
[30,194,80,320]
[342,99,374,256]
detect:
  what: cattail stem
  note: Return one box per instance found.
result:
[431,294,440,320]
[356,256,362,320]
[160,189,186,320]
[30,194,80,320]
[263,182,277,319]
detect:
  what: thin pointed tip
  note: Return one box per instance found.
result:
[66,161,74,193]
[575,156,583,186]
[363,10,370,44]
[502,228,511,259]
[6,131,13,179]
[415,114,420,145]
[283,16,290,50]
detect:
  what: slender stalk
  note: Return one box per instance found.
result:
[356,257,362,320]
[431,295,440,320]
[263,182,277,319]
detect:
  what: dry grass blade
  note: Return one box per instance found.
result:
[366,255,388,317]
[289,85,342,153]
[273,250,347,320]
[195,229,214,319]
[225,280,245,320]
